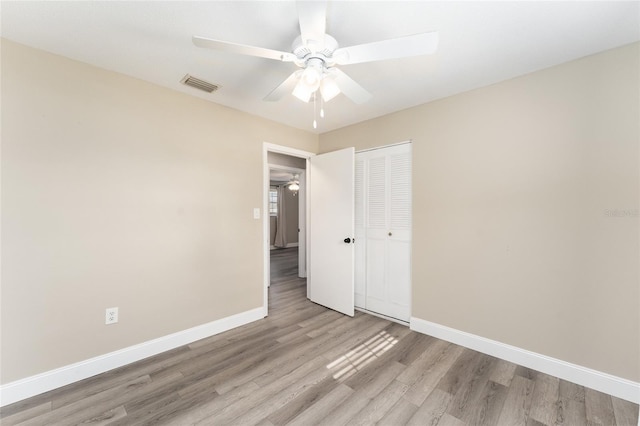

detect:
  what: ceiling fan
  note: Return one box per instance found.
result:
[287,173,300,195]
[193,1,438,104]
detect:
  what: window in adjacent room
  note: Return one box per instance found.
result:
[269,187,278,216]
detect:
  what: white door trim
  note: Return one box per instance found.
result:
[263,143,315,317]
[356,140,412,154]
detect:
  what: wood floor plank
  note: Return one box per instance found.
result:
[0,396,52,420]
[611,395,640,426]
[256,314,394,389]
[345,359,406,399]
[297,309,343,328]
[116,381,184,424]
[346,379,409,425]
[437,413,468,426]
[396,338,449,386]
[528,373,560,426]
[207,356,330,425]
[76,405,127,425]
[166,381,260,425]
[489,359,518,387]
[526,418,548,426]
[460,379,508,426]
[179,325,304,388]
[265,376,340,425]
[585,386,617,426]
[401,341,466,406]
[316,392,370,426]
[53,346,192,412]
[515,365,539,381]
[114,382,216,426]
[406,388,453,426]
[306,314,354,338]
[388,332,435,368]
[446,353,497,420]
[255,418,276,426]
[0,402,52,426]
[287,383,354,426]
[495,375,534,426]
[556,380,587,425]
[321,321,399,376]
[213,333,315,394]
[15,375,148,426]
[377,397,419,426]
[177,328,285,379]
[20,372,179,426]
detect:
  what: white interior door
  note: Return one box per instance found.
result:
[309,148,355,316]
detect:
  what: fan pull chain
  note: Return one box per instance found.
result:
[313,92,318,129]
[320,95,325,118]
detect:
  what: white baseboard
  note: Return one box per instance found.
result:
[0,307,264,407]
[286,243,299,248]
[410,317,640,404]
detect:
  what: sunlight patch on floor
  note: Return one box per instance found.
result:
[326,330,398,381]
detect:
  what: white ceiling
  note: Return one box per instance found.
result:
[2,1,638,134]
[271,170,296,183]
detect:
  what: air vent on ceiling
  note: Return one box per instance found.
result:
[180,74,220,93]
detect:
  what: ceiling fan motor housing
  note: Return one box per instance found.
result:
[292,34,339,68]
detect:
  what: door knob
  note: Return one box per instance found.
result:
[344,238,351,243]
[388,232,393,236]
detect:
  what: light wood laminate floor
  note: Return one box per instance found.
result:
[1,247,638,425]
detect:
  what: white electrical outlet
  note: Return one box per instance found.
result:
[253,208,260,219]
[105,307,118,325]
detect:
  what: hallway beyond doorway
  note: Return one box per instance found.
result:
[270,247,300,285]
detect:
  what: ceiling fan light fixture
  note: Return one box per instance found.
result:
[293,58,325,102]
[320,76,340,102]
[288,173,300,193]
[301,60,322,89]
[292,79,315,102]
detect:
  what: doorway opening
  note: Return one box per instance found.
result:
[268,163,304,292]
[263,143,314,316]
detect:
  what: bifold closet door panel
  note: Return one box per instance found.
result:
[355,143,412,322]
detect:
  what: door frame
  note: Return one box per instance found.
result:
[263,143,315,317]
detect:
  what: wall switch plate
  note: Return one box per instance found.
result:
[253,208,260,219]
[105,307,118,325]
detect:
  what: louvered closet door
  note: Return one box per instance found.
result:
[354,143,411,322]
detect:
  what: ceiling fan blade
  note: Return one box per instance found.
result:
[193,36,296,62]
[297,1,327,50]
[333,31,438,65]
[264,71,302,102]
[331,68,372,104]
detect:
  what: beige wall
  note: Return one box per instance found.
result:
[321,43,640,382]
[267,152,306,169]
[0,39,318,383]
